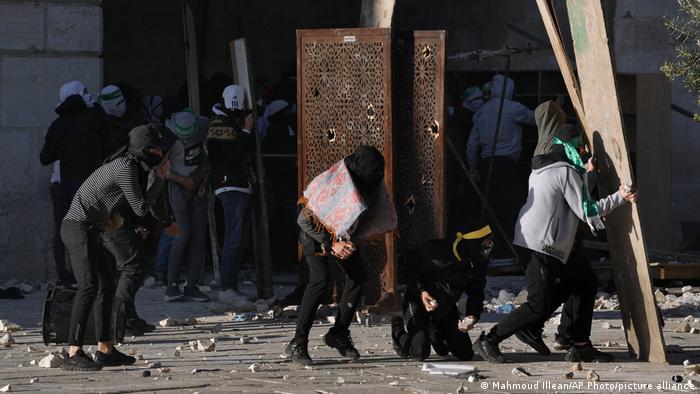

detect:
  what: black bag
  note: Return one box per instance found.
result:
[41,284,125,345]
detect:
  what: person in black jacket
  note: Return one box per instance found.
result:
[391,222,493,361]
[206,84,255,300]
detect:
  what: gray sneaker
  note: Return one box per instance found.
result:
[164,283,184,302]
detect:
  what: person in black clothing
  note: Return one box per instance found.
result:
[391,222,493,361]
[285,145,397,366]
[60,125,176,371]
[40,81,104,285]
[98,84,145,156]
[207,84,255,300]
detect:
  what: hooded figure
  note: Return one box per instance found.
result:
[461,86,485,113]
[59,80,93,108]
[99,85,127,118]
[391,222,492,362]
[472,101,635,365]
[467,75,535,170]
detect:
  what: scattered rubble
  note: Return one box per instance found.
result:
[38,353,63,368]
[674,322,691,333]
[570,362,583,372]
[684,364,700,376]
[513,290,528,305]
[560,372,574,380]
[158,367,170,373]
[456,383,467,393]
[190,339,215,352]
[0,384,11,392]
[336,377,345,384]
[29,378,38,384]
[0,320,22,332]
[159,317,198,327]
[511,367,531,377]
[248,363,260,372]
[587,370,600,382]
[0,333,14,347]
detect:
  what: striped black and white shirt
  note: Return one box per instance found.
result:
[64,154,165,227]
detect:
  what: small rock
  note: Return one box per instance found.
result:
[191,368,199,374]
[39,353,63,368]
[136,354,144,360]
[195,339,215,352]
[249,363,260,372]
[388,381,399,386]
[655,289,667,303]
[0,320,22,332]
[684,359,691,366]
[690,327,700,334]
[561,372,574,380]
[681,286,693,293]
[149,362,162,368]
[304,365,313,370]
[587,370,600,382]
[456,383,467,393]
[672,375,683,383]
[29,359,37,365]
[326,316,336,325]
[0,384,11,392]
[336,377,345,384]
[675,322,691,333]
[613,365,623,373]
[0,333,15,347]
[29,378,38,384]
[26,345,38,352]
[601,322,612,329]
[683,314,694,322]
[513,290,528,305]
[282,375,289,380]
[142,370,151,377]
[157,367,170,373]
[239,336,250,344]
[570,362,583,372]
[511,367,531,377]
[684,364,700,376]
[230,369,238,373]
[173,350,180,357]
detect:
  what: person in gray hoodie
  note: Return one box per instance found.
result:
[473,101,638,364]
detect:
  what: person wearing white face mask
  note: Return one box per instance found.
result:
[99,84,142,156]
[41,81,105,285]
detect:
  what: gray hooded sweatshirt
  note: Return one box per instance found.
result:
[513,101,626,263]
[467,74,535,170]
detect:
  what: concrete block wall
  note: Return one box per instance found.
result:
[0,0,102,280]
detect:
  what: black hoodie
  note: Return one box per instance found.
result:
[40,95,104,187]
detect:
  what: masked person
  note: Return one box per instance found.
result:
[285,145,398,366]
[467,75,535,257]
[40,80,103,285]
[391,222,493,361]
[99,84,141,156]
[60,125,176,371]
[164,110,210,302]
[461,86,485,114]
[207,85,255,302]
[473,101,638,364]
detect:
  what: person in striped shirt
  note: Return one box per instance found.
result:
[60,124,177,371]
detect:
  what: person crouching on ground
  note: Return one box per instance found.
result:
[61,125,177,371]
[472,101,638,364]
[391,222,493,361]
[285,145,398,366]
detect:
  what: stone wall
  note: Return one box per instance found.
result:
[0,0,102,280]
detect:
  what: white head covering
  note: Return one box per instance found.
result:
[58,80,93,107]
[222,84,245,110]
[99,85,127,118]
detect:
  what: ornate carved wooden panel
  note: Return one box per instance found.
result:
[296,28,394,306]
[393,31,446,255]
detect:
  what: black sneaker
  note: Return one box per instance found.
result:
[428,324,449,357]
[565,342,614,363]
[515,326,551,355]
[164,283,184,302]
[61,349,102,371]
[127,318,156,334]
[553,333,574,351]
[390,316,408,358]
[324,328,360,360]
[184,285,210,302]
[285,340,313,366]
[472,331,506,363]
[94,347,136,367]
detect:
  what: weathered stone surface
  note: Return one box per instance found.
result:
[46,5,102,52]
[0,4,45,51]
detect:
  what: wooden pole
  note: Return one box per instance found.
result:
[230,39,274,300]
[181,0,200,113]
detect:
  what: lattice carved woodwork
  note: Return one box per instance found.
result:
[297,29,394,306]
[394,31,446,254]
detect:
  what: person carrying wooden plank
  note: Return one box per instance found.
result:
[473,101,638,364]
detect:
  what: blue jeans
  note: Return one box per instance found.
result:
[217,191,251,290]
[153,232,173,275]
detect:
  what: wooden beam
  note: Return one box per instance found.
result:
[563,0,667,363]
[181,0,200,113]
[636,74,672,250]
[359,0,395,28]
[230,38,274,300]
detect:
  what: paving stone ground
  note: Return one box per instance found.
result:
[0,285,698,394]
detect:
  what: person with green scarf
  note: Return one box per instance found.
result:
[473,101,638,364]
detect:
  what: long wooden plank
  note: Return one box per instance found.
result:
[636,74,672,250]
[564,0,667,363]
[230,38,274,300]
[181,1,200,113]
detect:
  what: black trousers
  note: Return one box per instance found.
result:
[293,253,367,343]
[50,183,72,283]
[61,220,115,346]
[101,224,147,324]
[397,295,474,360]
[488,247,598,343]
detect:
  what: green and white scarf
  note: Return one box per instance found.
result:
[552,136,605,231]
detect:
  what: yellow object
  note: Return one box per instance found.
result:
[452,225,492,261]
